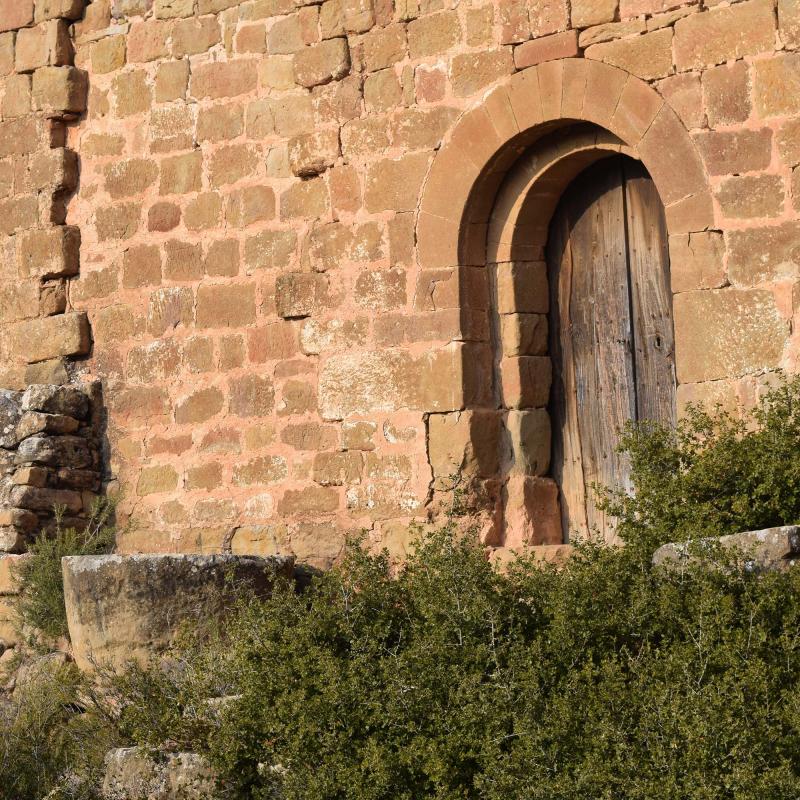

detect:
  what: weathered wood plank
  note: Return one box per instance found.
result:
[622,158,677,428]
[571,158,636,541]
[548,201,589,541]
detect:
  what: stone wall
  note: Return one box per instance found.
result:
[0,0,90,388]
[0,382,104,651]
[0,0,799,560]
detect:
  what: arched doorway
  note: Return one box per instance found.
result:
[417,61,713,553]
[547,155,676,541]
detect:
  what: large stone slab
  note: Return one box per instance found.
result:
[62,553,295,670]
[103,748,217,800]
[652,525,800,572]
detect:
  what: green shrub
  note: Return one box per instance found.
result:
[600,375,800,555]
[14,499,116,643]
[0,658,115,800]
[111,536,800,800]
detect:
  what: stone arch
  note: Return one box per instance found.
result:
[417,58,714,552]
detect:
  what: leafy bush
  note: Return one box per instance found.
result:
[107,531,800,800]
[14,499,116,642]
[0,658,115,800]
[600,375,800,555]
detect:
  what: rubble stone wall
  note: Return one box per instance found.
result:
[1,0,799,562]
[0,382,104,649]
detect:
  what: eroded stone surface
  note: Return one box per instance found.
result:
[103,748,218,800]
[63,554,295,670]
[652,526,800,572]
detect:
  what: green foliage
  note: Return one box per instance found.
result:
[0,659,115,800]
[600,375,800,555]
[113,529,800,800]
[14,499,116,642]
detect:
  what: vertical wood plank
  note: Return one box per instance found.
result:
[622,159,677,428]
[548,203,589,541]
[569,158,636,541]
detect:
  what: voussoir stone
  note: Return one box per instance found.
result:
[62,553,296,670]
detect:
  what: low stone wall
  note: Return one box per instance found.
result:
[0,381,103,649]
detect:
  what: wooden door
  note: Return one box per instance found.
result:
[547,156,675,542]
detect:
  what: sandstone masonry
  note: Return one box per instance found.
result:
[0,0,798,565]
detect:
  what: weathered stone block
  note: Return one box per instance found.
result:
[716,174,784,220]
[585,28,673,81]
[364,151,430,212]
[0,0,34,32]
[63,554,295,670]
[500,356,552,409]
[504,474,562,548]
[293,37,350,88]
[656,72,703,131]
[450,48,514,97]
[11,484,83,513]
[313,451,364,485]
[288,129,340,177]
[674,289,787,383]
[571,0,617,26]
[16,411,79,440]
[32,66,88,115]
[726,222,800,285]
[35,0,85,21]
[15,20,72,72]
[15,433,91,468]
[190,60,258,100]
[496,262,548,314]
[653,526,800,573]
[275,273,325,319]
[278,485,339,514]
[514,30,578,68]
[229,374,275,417]
[669,232,726,293]
[753,52,800,118]
[408,10,461,58]
[172,15,221,58]
[427,409,502,481]
[0,528,26,555]
[174,387,224,424]
[0,390,22,448]
[10,312,90,364]
[196,283,257,328]
[695,128,773,175]
[506,408,550,476]
[319,343,492,419]
[703,61,751,127]
[674,0,775,71]
[0,554,27,595]
[29,147,78,192]
[501,313,548,357]
[233,455,287,485]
